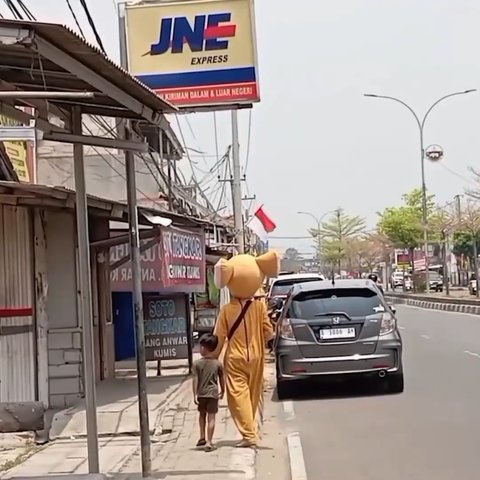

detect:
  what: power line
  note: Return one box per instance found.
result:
[3,0,21,18]
[65,0,87,39]
[16,0,35,20]
[78,0,106,53]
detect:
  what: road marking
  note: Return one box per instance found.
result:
[420,334,431,340]
[398,326,406,330]
[283,400,295,421]
[287,432,308,480]
[464,350,480,358]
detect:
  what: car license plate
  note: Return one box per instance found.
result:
[319,327,355,340]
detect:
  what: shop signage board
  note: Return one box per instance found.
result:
[0,111,36,182]
[110,226,206,293]
[123,0,260,109]
[143,293,192,361]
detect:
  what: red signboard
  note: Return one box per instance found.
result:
[110,226,205,293]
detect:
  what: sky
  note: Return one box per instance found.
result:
[4,0,480,255]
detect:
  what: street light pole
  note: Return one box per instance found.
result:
[298,210,333,272]
[364,90,476,294]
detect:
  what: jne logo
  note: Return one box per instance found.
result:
[150,12,237,55]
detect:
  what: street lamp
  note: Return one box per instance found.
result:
[297,210,334,270]
[364,89,476,293]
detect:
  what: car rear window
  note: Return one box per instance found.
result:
[271,278,321,296]
[290,288,383,319]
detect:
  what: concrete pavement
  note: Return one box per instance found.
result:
[279,305,480,479]
[50,359,190,440]
[1,359,289,479]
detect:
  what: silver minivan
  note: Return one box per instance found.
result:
[274,279,403,399]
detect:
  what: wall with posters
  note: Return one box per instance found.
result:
[123,0,260,109]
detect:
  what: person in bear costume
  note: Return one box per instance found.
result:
[213,251,279,448]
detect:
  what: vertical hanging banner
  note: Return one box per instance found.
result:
[124,0,260,109]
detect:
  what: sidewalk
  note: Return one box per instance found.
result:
[114,359,289,480]
[50,359,190,440]
[1,361,290,480]
[0,359,190,477]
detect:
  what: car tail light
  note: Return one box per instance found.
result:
[380,312,396,336]
[279,318,295,340]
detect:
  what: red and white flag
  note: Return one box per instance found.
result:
[247,205,276,240]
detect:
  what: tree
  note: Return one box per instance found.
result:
[377,206,422,249]
[312,208,366,272]
[457,200,480,297]
[283,247,302,261]
[402,188,436,219]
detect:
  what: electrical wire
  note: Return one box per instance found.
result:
[3,0,21,18]
[78,0,106,53]
[15,0,35,20]
[65,0,86,39]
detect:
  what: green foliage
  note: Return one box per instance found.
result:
[377,188,438,248]
[402,188,436,219]
[314,208,366,269]
[452,231,479,260]
[377,206,422,248]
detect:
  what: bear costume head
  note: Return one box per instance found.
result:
[214,251,280,299]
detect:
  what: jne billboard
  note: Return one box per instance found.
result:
[124,0,260,109]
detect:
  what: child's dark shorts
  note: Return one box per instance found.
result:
[198,397,219,414]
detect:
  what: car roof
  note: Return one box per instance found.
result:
[271,273,323,282]
[290,278,378,295]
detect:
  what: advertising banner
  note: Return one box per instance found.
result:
[143,293,190,360]
[110,226,206,293]
[0,113,35,182]
[124,0,260,109]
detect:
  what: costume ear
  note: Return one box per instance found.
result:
[255,251,280,278]
[214,258,234,288]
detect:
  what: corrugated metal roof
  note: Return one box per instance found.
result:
[0,18,177,119]
[0,181,231,229]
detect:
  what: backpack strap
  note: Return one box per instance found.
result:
[227,300,252,341]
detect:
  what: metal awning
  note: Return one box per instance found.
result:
[0,180,213,227]
[0,19,176,121]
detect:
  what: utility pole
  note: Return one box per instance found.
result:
[231,110,244,253]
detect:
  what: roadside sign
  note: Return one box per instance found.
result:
[143,293,192,364]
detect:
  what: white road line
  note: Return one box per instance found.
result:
[420,334,431,340]
[287,432,308,480]
[398,326,406,330]
[283,400,295,421]
[464,350,480,358]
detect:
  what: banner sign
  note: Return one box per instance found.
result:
[124,0,260,109]
[110,226,206,293]
[143,293,190,360]
[0,113,35,182]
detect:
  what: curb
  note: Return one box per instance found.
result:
[385,295,480,314]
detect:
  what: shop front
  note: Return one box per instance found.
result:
[110,225,205,371]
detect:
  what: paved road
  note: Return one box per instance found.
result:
[283,305,480,480]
